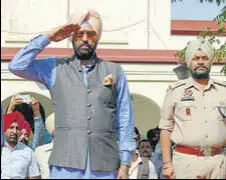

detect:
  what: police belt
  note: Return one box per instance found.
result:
[175,145,225,156]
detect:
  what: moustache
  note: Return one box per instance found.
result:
[9,134,18,139]
[194,66,208,71]
[143,151,149,153]
[79,43,92,50]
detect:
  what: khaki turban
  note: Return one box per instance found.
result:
[68,9,102,40]
[185,39,214,67]
[45,113,55,135]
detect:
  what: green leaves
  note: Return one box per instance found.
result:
[215,7,226,21]
[221,64,226,75]
[171,0,226,6]
[201,0,226,6]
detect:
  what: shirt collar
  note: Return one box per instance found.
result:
[185,77,218,91]
[73,54,99,72]
[4,141,23,150]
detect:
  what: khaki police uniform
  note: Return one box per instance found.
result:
[159,77,226,179]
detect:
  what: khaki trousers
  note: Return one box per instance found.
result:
[173,151,226,179]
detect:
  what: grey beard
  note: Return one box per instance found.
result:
[5,136,18,146]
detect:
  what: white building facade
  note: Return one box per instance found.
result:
[1,0,225,135]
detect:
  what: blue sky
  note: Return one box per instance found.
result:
[171,0,225,20]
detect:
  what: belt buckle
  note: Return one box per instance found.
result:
[201,147,212,156]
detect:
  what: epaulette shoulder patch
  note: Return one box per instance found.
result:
[213,79,226,88]
[169,80,186,90]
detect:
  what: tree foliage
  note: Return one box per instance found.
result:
[171,0,226,6]
[215,5,226,20]
[172,0,226,23]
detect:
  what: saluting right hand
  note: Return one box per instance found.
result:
[44,11,90,42]
[44,24,80,42]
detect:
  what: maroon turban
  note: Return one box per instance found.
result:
[22,120,31,137]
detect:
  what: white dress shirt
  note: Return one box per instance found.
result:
[35,141,53,179]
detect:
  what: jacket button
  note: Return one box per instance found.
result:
[87,104,91,107]
[87,116,91,120]
[87,130,91,135]
[87,89,91,93]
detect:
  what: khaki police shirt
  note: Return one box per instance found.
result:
[159,78,226,147]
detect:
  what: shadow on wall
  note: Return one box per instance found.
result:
[131,93,161,137]
[1,92,54,118]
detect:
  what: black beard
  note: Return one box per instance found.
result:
[191,66,210,79]
[191,72,210,79]
[72,41,97,61]
[75,49,94,60]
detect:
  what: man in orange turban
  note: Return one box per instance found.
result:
[1,105,5,155]
[9,9,135,179]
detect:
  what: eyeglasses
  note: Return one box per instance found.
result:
[74,31,97,41]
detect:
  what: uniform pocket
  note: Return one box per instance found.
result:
[175,103,196,121]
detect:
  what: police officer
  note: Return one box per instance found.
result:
[159,38,226,179]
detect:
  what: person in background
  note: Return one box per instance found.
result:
[151,141,165,179]
[131,127,141,166]
[134,127,141,151]
[129,127,141,178]
[6,95,45,149]
[18,120,32,146]
[159,39,226,179]
[1,111,40,179]
[139,139,153,159]
[1,105,4,155]
[147,127,165,179]
[129,139,157,179]
[35,113,55,179]
[147,127,160,152]
[8,9,135,179]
